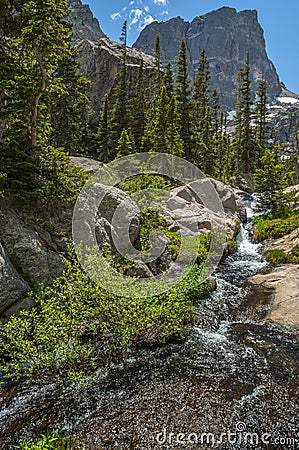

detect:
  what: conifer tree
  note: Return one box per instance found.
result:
[49,48,91,155]
[254,79,269,164]
[130,60,146,150]
[175,39,192,158]
[193,49,210,134]
[97,96,111,162]
[254,147,292,215]
[1,0,73,155]
[164,62,174,98]
[143,85,183,155]
[116,129,135,158]
[153,35,163,95]
[111,21,129,150]
[232,56,255,173]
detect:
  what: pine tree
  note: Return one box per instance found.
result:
[164,62,174,98]
[111,21,129,152]
[193,49,210,134]
[143,85,183,156]
[175,39,192,158]
[254,79,269,165]
[116,129,135,158]
[1,0,73,155]
[254,147,291,215]
[233,56,255,174]
[130,60,146,150]
[49,47,91,155]
[153,35,163,95]
[97,96,111,162]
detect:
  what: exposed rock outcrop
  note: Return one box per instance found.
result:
[67,0,105,42]
[251,265,299,328]
[133,7,281,109]
[0,157,245,318]
[76,38,156,120]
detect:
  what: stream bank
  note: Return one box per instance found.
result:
[0,197,298,449]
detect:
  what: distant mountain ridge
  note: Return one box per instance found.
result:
[133,7,282,109]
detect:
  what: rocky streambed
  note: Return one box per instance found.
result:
[0,197,298,449]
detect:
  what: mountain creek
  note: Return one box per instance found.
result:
[0,197,298,450]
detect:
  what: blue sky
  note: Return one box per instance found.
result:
[86,0,299,93]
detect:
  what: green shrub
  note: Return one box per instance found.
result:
[0,256,210,383]
[253,215,299,241]
[16,431,78,449]
[264,247,299,265]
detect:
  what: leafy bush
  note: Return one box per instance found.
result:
[0,256,210,383]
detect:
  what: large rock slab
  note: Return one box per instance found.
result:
[0,242,30,314]
[76,38,156,121]
[0,208,65,287]
[251,265,299,328]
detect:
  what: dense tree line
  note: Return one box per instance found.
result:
[96,26,297,196]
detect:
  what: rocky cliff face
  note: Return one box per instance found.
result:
[77,38,156,121]
[67,0,105,42]
[133,7,282,109]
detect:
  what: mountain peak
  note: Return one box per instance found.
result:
[133,7,281,109]
[67,0,105,42]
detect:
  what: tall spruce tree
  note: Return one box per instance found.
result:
[130,60,146,150]
[153,35,163,95]
[175,39,192,158]
[232,56,255,173]
[254,79,269,165]
[1,0,73,155]
[193,49,210,135]
[143,84,183,156]
[111,21,129,153]
[49,48,91,155]
[254,147,291,215]
[164,62,174,98]
[97,96,111,162]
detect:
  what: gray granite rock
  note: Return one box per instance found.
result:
[133,7,282,109]
[76,38,156,121]
[0,242,30,315]
[67,0,105,43]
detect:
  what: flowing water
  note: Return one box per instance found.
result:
[0,198,298,449]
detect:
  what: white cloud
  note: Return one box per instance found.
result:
[153,0,167,6]
[160,9,169,15]
[111,12,121,21]
[130,8,143,25]
[144,5,149,12]
[129,1,135,5]
[139,14,155,30]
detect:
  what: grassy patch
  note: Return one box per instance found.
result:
[264,245,299,265]
[253,215,299,242]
